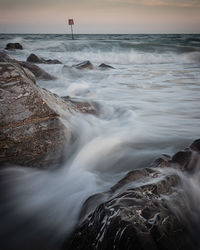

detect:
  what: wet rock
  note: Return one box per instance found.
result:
[172,150,192,171]
[65,142,200,250]
[190,139,200,153]
[27,53,43,63]
[19,61,56,80]
[0,51,56,80]
[0,51,16,62]
[27,53,62,64]
[0,62,76,168]
[72,60,94,70]
[98,63,115,69]
[5,43,23,50]
[171,140,200,172]
[151,154,171,168]
[62,96,98,115]
[62,65,71,72]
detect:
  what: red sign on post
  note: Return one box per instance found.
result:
[68,19,74,25]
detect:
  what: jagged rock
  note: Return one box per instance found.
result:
[65,142,200,250]
[62,96,98,115]
[27,53,62,64]
[0,51,56,80]
[72,61,94,70]
[0,62,77,168]
[98,63,115,69]
[5,43,23,50]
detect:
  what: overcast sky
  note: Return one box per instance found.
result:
[0,0,200,33]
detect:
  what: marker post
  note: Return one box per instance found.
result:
[68,19,74,40]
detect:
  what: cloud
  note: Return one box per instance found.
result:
[141,0,200,8]
[1,0,200,11]
[108,0,200,8]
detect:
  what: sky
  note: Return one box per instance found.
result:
[0,0,200,34]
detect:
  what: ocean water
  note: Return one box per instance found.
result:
[0,34,200,249]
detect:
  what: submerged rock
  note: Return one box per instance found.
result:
[0,62,76,168]
[27,53,62,64]
[65,142,200,250]
[5,43,23,50]
[62,96,98,115]
[0,51,56,80]
[72,60,94,70]
[98,63,115,69]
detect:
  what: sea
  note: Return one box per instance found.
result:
[0,34,200,249]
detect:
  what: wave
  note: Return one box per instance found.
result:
[59,50,200,65]
[7,36,24,45]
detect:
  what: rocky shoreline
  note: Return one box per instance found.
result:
[64,140,200,250]
[0,44,200,250]
[0,49,98,168]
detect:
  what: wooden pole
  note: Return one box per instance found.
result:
[71,25,74,40]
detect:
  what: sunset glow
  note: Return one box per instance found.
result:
[0,0,200,33]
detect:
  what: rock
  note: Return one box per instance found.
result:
[0,62,77,168]
[65,142,200,250]
[19,61,56,80]
[172,150,192,171]
[0,51,16,62]
[62,96,98,115]
[5,43,23,50]
[190,139,200,153]
[171,140,200,172]
[27,53,62,64]
[72,60,94,70]
[27,53,42,63]
[0,51,56,80]
[98,63,115,69]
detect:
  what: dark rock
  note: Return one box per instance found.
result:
[151,154,171,168]
[62,96,97,115]
[27,53,42,63]
[172,150,192,171]
[72,60,94,70]
[0,62,77,168]
[190,139,200,153]
[171,142,200,172]
[65,142,200,250]
[98,63,115,69]
[27,53,62,64]
[45,59,62,64]
[5,43,23,50]
[19,61,56,80]
[0,51,56,80]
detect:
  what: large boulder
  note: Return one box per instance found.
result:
[27,53,62,64]
[5,43,23,50]
[65,142,200,250]
[0,51,56,80]
[0,62,76,168]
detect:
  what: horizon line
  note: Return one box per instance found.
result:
[0,32,200,35]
